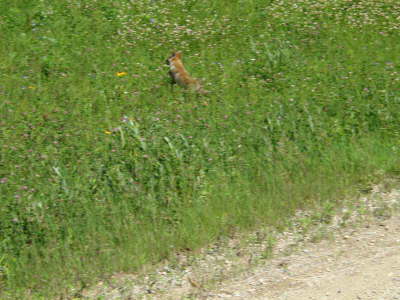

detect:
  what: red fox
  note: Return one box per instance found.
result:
[166,51,208,94]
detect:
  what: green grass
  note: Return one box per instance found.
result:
[0,0,400,298]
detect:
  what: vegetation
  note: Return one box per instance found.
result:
[0,0,399,297]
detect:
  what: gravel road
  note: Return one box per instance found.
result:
[82,184,400,300]
[209,215,400,300]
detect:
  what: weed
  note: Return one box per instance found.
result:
[0,0,399,297]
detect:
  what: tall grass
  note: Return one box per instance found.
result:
[0,0,399,297]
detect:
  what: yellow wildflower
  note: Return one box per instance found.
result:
[104,130,112,135]
[116,72,127,77]
[28,86,36,89]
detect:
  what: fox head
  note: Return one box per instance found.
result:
[166,51,182,65]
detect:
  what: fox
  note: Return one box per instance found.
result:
[166,51,208,94]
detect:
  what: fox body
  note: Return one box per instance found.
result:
[166,51,207,94]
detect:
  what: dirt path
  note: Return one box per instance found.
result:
[82,184,400,300]
[208,215,400,300]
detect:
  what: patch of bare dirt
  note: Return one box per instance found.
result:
[208,214,400,300]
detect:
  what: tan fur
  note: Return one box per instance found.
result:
[166,51,208,94]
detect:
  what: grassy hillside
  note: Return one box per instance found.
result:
[1,0,399,298]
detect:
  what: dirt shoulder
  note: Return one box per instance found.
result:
[209,214,400,300]
[81,183,400,300]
